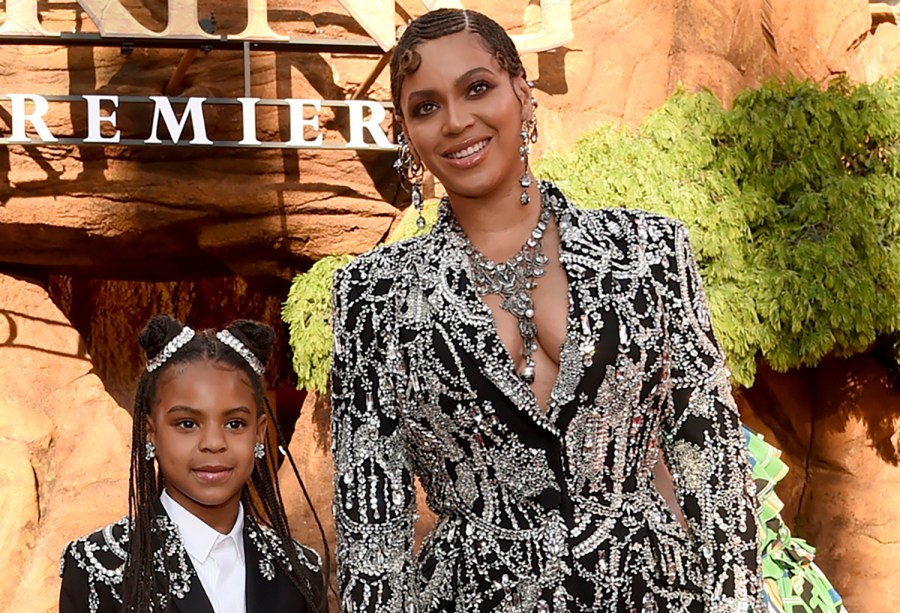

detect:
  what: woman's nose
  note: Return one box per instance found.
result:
[443,100,474,135]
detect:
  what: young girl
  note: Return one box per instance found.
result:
[59,315,325,613]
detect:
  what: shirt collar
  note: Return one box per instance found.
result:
[160,489,245,564]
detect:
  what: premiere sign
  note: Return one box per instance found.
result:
[0,95,395,150]
[0,1,573,149]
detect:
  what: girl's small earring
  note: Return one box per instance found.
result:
[144,441,156,461]
[395,132,426,229]
[254,442,265,460]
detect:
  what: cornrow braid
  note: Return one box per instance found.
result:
[390,8,526,115]
[121,316,328,612]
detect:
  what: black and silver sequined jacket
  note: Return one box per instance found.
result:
[330,181,763,612]
[58,501,323,613]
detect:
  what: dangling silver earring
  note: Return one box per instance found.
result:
[394,132,426,229]
[144,441,156,461]
[519,94,539,206]
[254,442,265,459]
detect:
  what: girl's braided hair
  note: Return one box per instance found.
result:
[123,314,328,612]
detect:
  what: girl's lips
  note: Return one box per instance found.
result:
[192,467,233,483]
[443,138,491,170]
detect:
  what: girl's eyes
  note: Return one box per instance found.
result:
[174,419,247,430]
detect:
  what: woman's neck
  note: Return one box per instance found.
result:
[448,181,543,263]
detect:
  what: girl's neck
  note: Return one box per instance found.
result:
[164,486,242,534]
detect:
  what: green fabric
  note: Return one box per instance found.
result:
[744,428,847,613]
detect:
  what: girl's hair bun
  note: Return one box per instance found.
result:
[225,319,276,366]
[138,314,185,360]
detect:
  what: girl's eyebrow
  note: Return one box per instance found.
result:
[165,405,252,415]
[167,405,200,415]
[406,66,493,106]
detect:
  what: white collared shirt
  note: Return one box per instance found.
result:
[161,489,247,613]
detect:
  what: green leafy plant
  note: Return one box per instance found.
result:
[284,78,900,390]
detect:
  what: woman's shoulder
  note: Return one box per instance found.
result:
[332,235,432,301]
[575,205,686,243]
[60,517,131,579]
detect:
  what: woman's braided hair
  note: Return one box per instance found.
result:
[123,314,328,612]
[390,8,527,115]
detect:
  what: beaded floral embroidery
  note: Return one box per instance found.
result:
[331,181,764,612]
[60,513,319,612]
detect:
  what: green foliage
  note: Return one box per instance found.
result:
[284,78,900,390]
[282,254,354,392]
[537,78,900,385]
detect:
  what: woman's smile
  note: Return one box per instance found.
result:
[443,137,492,168]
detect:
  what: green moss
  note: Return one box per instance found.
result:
[284,78,900,390]
[281,254,354,392]
[537,78,900,385]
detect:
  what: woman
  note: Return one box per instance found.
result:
[60,316,326,612]
[330,8,763,612]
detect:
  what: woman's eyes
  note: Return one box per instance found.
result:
[413,101,438,117]
[411,81,494,117]
[468,80,492,96]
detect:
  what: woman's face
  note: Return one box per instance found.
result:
[147,359,266,527]
[398,31,531,202]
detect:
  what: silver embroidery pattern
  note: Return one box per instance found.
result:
[247,521,323,580]
[330,181,764,612]
[59,513,319,611]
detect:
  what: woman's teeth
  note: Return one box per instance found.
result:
[448,140,488,159]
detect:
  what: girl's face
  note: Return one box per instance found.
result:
[398,31,531,203]
[147,359,266,528]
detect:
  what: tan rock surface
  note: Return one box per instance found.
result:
[0,274,131,613]
[738,354,900,613]
[2,1,900,278]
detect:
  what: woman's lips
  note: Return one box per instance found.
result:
[192,466,233,483]
[443,138,491,169]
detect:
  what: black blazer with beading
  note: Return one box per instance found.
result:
[59,501,324,613]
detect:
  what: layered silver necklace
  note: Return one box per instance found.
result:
[449,184,551,384]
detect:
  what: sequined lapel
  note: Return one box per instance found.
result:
[424,212,557,435]
[170,573,214,613]
[244,524,279,613]
[544,185,616,425]
[423,184,620,437]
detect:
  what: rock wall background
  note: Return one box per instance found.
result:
[2,1,900,611]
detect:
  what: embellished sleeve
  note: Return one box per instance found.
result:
[330,263,418,612]
[59,541,91,613]
[58,523,128,613]
[660,221,764,612]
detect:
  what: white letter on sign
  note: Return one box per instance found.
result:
[8,94,58,143]
[346,101,392,149]
[286,99,324,147]
[0,0,54,36]
[83,95,121,143]
[238,98,262,145]
[145,97,213,145]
